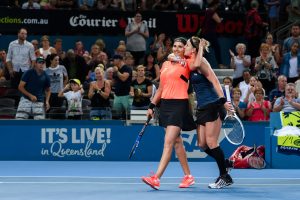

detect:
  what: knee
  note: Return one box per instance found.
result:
[198,142,207,150]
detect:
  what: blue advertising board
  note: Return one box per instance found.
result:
[0,120,267,161]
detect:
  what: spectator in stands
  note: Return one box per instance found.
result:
[56,0,75,9]
[130,65,152,110]
[282,24,300,54]
[105,66,114,83]
[88,66,112,120]
[279,0,290,26]
[114,44,127,58]
[125,12,149,65]
[6,28,36,89]
[39,35,55,60]
[201,0,223,68]
[30,39,39,52]
[111,54,132,119]
[0,50,7,81]
[265,33,282,65]
[231,87,246,120]
[62,49,87,84]
[74,40,88,57]
[229,43,251,87]
[238,69,251,102]
[273,83,300,112]
[87,44,102,69]
[123,0,137,11]
[15,57,50,119]
[78,0,96,10]
[152,0,172,10]
[280,41,300,83]
[96,0,111,10]
[156,36,173,66]
[254,43,278,96]
[150,32,165,57]
[41,0,58,9]
[22,0,41,9]
[222,76,233,94]
[246,87,272,121]
[110,0,126,10]
[244,0,268,61]
[45,54,68,110]
[269,75,287,105]
[144,53,160,83]
[124,52,135,70]
[287,0,300,23]
[244,76,265,104]
[53,38,66,61]
[58,79,84,120]
[264,0,280,32]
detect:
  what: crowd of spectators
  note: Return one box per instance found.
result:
[0,0,280,13]
[0,0,300,122]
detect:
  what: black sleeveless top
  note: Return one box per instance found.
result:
[91,81,110,109]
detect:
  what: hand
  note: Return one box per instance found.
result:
[229,49,235,58]
[64,84,70,91]
[147,108,154,119]
[45,102,50,111]
[280,97,284,106]
[30,95,37,102]
[113,66,119,72]
[224,101,234,112]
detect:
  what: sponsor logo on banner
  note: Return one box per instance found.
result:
[181,130,226,159]
[41,128,111,158]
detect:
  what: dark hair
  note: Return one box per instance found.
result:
[174,37,187,45]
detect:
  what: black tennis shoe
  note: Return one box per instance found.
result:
[208,174,233,189]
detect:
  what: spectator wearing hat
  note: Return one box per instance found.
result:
[58,78,84,120]
[112,54,132,119]
[15,57,51,119]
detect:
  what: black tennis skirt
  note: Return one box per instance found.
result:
[159,99,196,131]
[195,101,226,126]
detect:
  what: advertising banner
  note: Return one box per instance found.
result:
[0,120,266,161]
[0,8,246,36]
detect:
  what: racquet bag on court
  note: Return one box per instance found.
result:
[229,145,266,169]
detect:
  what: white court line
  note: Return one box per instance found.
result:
[1,176,300,180]
[0,182,299,186]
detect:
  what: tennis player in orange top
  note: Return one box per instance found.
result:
[141,37,197,190]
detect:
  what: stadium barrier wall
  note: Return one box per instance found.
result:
[265,112,300,169]
[0,120,266,162]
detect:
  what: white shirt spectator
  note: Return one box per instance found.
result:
[22,1,41,9]
[6,40,36,72]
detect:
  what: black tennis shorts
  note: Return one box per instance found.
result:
[195,101,225,126]
[159,99,196,131]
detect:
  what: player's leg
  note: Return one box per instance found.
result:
[142,125,180,190]
[174,135,195,188]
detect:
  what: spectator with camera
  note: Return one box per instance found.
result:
[254,43,278,96]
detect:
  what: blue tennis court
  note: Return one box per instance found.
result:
[0,161,299,200]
